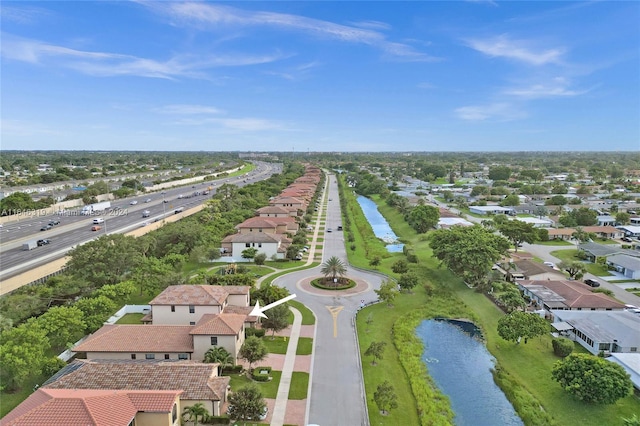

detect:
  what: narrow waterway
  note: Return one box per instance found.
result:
[356,195,404,252]
[416,319,523,426]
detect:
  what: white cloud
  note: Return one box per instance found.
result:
[154,104,225,115]
[145,2,438,62]
[0,34,287,79]
[504,77,587,99]
[455,102,526,121]
[465,34,565,66]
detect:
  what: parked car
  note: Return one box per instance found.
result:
[584,278,600,287]
[622,237,633,243]
[37,239,51,246]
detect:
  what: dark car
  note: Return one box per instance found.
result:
[37,239,51,246]
[40,225,52,231]
[622,237,633,243]
[584,279,600,287]
[48,219,60,226]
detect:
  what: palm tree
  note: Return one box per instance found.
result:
[321,256,347,285]
[182,402,209,426]
[203,346,233,374]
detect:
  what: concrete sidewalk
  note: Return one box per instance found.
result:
[271,306,303,426]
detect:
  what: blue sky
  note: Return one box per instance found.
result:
[1,1,639,152]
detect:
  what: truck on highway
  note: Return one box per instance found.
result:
[81,201,111,215]
[22,241,37,251]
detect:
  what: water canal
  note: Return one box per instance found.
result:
[416,319,523,426]
[356,196,403,252]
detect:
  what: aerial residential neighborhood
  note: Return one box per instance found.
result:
[2,1,639,425]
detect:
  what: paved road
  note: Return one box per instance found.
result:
[273,174,384,426]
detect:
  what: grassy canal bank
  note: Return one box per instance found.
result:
[337,182,640,426]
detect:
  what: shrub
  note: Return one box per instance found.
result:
[202,415,231,425]
[246,328,265,338]
[552,338,574,357]
[252,366,272,382]
[221,365,243,375]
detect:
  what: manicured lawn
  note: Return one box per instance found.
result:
[116,313,144,324]
[296,337,313,355]
[227,370,281,398]
[537,239,573,246]
[551,249,612,276]
[288,372,309,399]
[262,336,288,354]
[288,300,316,325]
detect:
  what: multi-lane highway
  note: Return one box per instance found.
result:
[0,162,281,282]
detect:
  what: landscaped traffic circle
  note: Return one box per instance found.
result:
[310,277,356,290]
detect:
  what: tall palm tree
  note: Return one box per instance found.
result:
[321,256,347,285]
[203,346,233,374]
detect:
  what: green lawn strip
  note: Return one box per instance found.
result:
[261,336,288,354]
[258,262,320,287]
[536,240,573,246]
[288,372,309,399]
[116,313,144,324]
[288,300,316,325]
[227,370,281,399]
[295,337,313,355]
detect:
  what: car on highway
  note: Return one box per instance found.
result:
[91,225,102,231]
[584,278,600,287]
[40,225,52,231]
[140,221,150,227]
[142,210,150,218]
[144,198,152,203]
[48,219,60,226]
[37,239,51,246]
[130,200,138,205]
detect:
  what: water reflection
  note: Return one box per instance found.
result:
[416,319,523,426]
[356,196,404,252]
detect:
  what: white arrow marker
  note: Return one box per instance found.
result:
[249,294,297,319]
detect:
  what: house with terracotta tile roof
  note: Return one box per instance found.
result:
[147,285,250,325]
[268,196,305,211]
[517,279,626,312]
[256,205,296,218]
[43,359,230,417]
[235,216,290,234]
[220,231,291,260]
[2,388,181,426]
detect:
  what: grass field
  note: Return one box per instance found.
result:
[115,313,145,324]
[550,249,612,276]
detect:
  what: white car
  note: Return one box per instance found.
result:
[130,200,138,205]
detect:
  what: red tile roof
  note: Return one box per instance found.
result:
[149,285,249,306]
[73,324,193,353]
[190,313,246,335]
[2,388,179,426]
[45,359,229,401]
[520,280,626,309]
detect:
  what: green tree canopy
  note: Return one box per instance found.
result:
[497,220,537,251]
[364,341,387,366]
[375,280,398,307]
[227,384,267,422]
[406,205,439,233]
[429,225,510,291]
[552,353,633,404]
[239,336,268,373]
[497,311,549,344]
[374,380,399,415]
[261,304,289,338]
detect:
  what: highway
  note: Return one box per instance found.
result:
[0,162,281,282]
